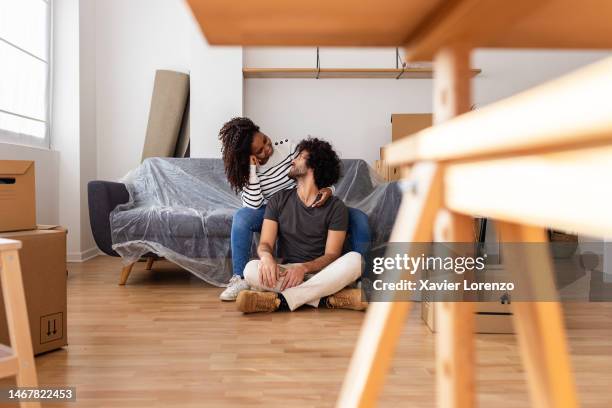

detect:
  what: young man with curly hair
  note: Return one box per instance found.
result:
[237,138,367,313]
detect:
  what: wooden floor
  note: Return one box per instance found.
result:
[2,256,612,407]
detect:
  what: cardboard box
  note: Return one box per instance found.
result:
[421,265,514,334]
[0,227,67,355]
[0,160,36,232]
[376,114,432,182]
[388,165,401,181]
[421,299,514,334]
[391,113,432,141]
[374,160,401,182]
[474,302,514,334]
[374,160,388,180]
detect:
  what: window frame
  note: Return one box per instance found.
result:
[0,0,53,150]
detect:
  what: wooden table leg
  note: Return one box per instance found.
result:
[432,44,475,408]
[434,210,476,408]
[337,163,443,407]
[498,222,578,408]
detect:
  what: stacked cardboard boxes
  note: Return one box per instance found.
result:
[374,113,433,182]
[421,275,514,335]
[421,229,514,334]
[378,115,514,334]
[0,161,68,354]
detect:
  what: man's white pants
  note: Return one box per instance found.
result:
[243,251,362,311]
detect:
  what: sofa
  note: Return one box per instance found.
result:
[88,158,402,285]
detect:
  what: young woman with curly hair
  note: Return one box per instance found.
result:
[218,117,370,301]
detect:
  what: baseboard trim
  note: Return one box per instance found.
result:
[67,247,101,263]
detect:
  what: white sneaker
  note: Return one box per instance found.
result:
[219,275,250,301]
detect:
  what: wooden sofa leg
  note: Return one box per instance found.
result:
[145,257,155,271]
[119,263,135,285]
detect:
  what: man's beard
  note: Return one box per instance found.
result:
[288,164,307,179]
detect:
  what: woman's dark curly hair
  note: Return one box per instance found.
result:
[218,117,260,192]
[296,137,341,189]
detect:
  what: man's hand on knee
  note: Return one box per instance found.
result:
[259,253,279,288]
[281,264,307,291]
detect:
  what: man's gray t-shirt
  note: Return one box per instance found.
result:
[264,189,349,263]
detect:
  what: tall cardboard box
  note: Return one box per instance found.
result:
[391,113,432,141]
[377,114,433,182]
[0,227,67,354]
[0,160,36,232]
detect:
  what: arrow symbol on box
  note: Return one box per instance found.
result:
[47,321,51,336]
[52,320,57,335]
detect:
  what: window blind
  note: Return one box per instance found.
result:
[0,0,51,148]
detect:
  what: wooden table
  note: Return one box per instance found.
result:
[186,1,612,406]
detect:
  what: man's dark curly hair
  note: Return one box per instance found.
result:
[296,137,341,189]
[218,117,260,192]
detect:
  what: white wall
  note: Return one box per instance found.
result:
[190,42,243,159]
[47,0,98,261]
[79,0,97,255]
[51,0,82,258]
[94,0,242,181]
[244,47,611,165]
[95,0,191,181]
[472,49,611,105]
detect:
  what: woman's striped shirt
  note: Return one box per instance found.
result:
[240,138,298,209]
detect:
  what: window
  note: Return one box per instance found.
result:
[0,0,52,148]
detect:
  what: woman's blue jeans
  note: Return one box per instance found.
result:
[230,206,371,277]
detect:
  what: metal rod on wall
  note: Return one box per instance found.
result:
[396,47,406,79]
[316,47,321,79]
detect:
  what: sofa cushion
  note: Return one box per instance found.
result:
[112,207,233,241]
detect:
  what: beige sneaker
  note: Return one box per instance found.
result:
[326,289,368,311]
[236,290,280,313]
